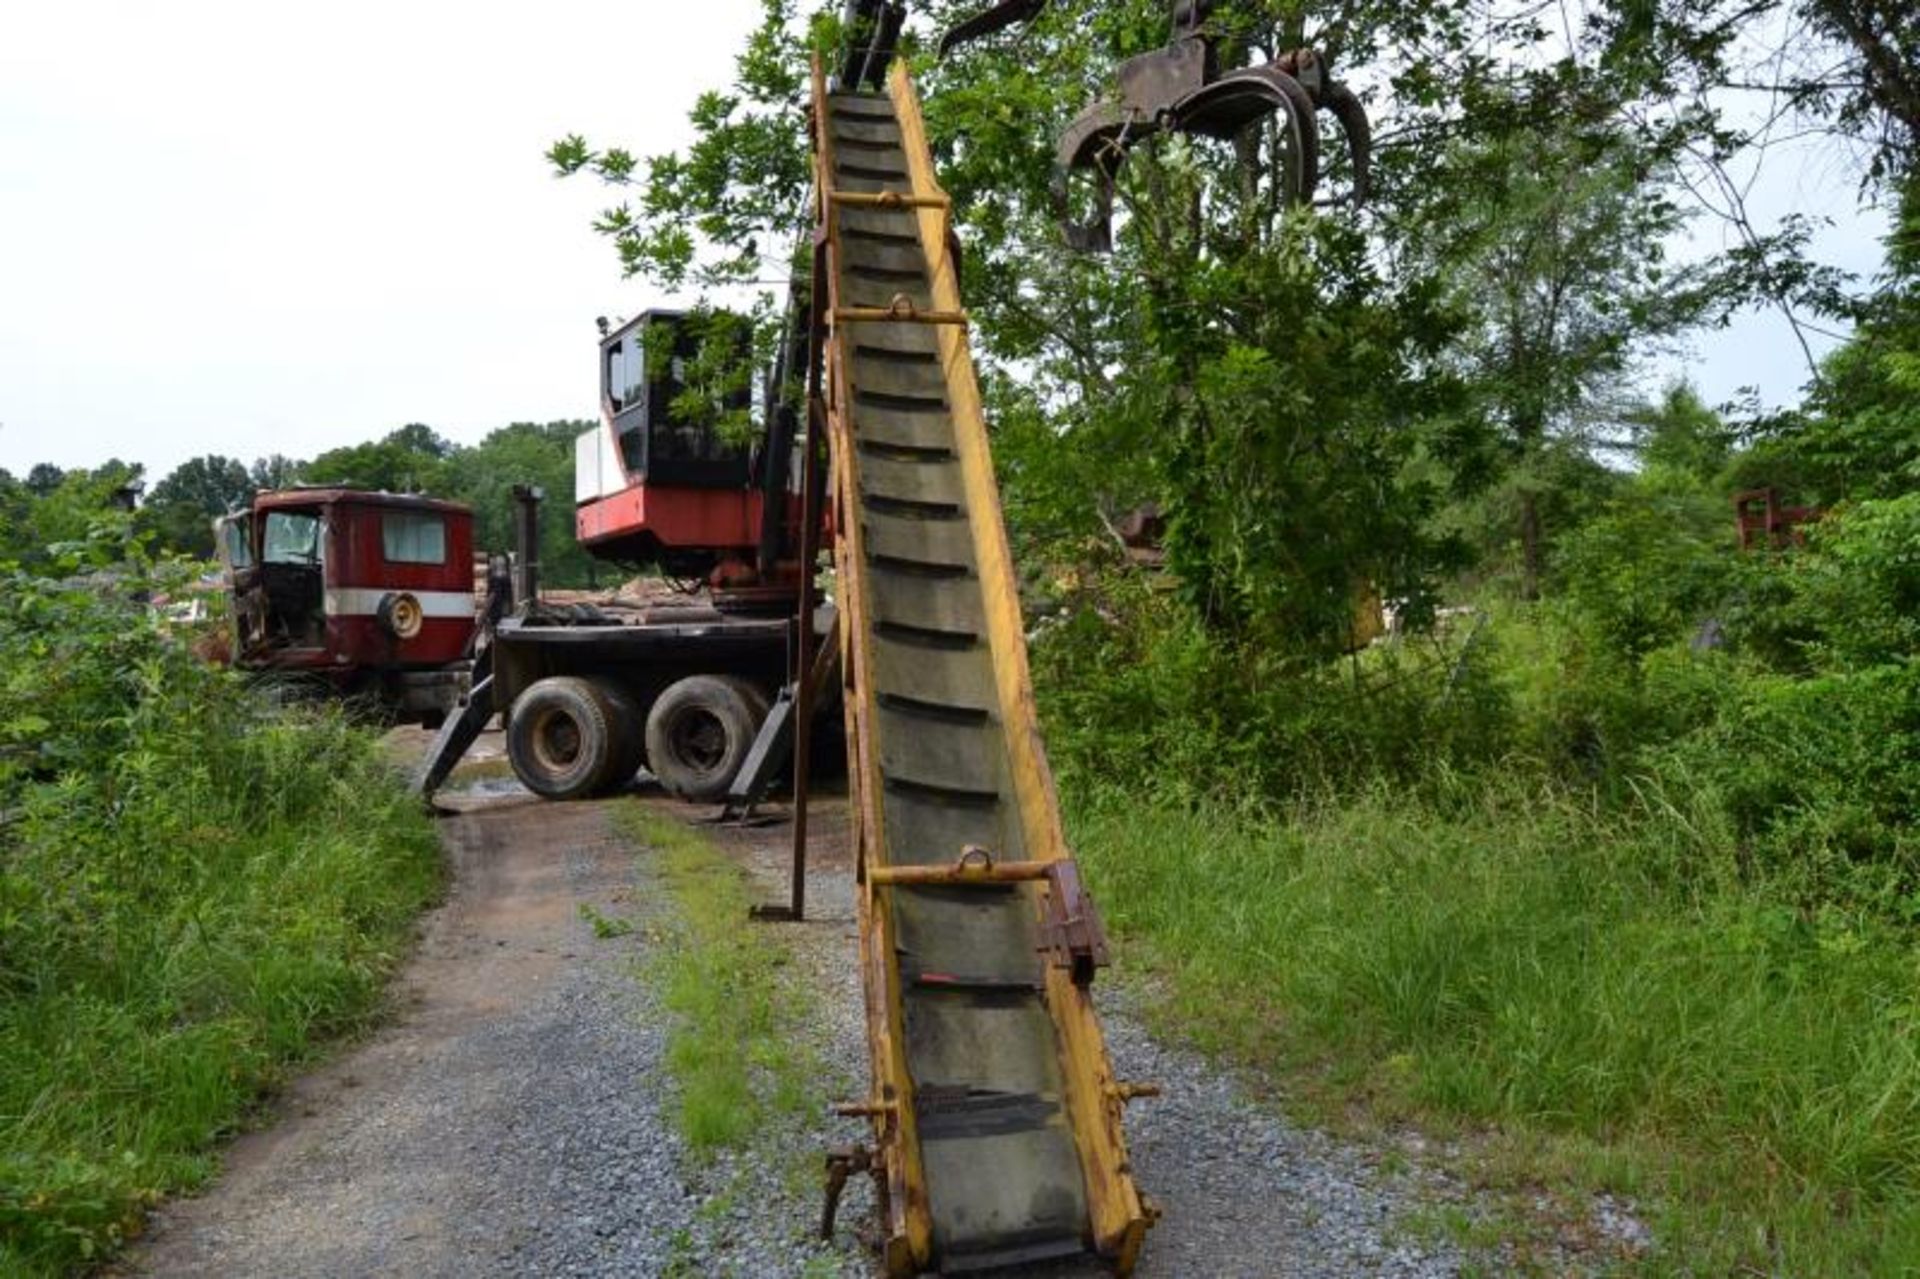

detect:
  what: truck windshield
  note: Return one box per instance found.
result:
[262,511,322,564]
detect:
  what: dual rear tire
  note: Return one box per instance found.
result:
[505,676,636,800]
[505,673,767,802]
[643,676,767,802]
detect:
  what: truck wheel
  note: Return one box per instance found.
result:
[591,678,645,795]
[644,676,768,801]
[375,591,424,640]
[507,676,621,800]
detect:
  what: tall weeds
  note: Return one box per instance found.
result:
[0,560,440,1274]
[1028,497,1920,1269]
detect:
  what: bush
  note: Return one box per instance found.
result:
[0,551,441,1275]
[1553,467,1729,658]
[1029,566,1515,810]
[1648,664,1920,910]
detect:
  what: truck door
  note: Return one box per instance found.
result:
[215,512,260,654]
[257,507,327,649]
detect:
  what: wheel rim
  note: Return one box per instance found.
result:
[532,708,583,773]
[391,595,423,639]
[669,707,728,774]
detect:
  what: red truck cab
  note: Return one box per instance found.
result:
[218,488,477,724]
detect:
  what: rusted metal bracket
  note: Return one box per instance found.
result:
[828,189,951,210]
[1037,860,1111,986]
[867,848,1111,984]
[1105,1081,1162,1108]
[822,1143,886,1241]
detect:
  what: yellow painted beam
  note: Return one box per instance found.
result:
[887,60,1151,1270]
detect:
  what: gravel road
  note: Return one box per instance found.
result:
[123,740,1615,1277]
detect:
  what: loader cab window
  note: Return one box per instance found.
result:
[606,334,648,416]
[605,312,754,490]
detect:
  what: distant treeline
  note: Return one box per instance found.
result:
[0,419,601,586]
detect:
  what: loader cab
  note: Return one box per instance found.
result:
[601,310,753,490]
[576,309,772,574]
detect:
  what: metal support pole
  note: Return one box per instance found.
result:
[786,410,827,921]
[511,484,543,607]
[784,230,833,923]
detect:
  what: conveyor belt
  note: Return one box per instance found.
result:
[815,60,1154,1276]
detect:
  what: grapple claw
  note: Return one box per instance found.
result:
[1322,80,1372,206]
[1053,103,1138,254]
[838,0,907,91]
[1040,4,1371,250]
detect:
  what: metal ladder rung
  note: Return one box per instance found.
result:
[869,858,1052,887]
[834,304,968,327]
[828,189,951,210]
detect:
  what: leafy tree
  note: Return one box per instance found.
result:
[442,421,599,587]
[0,463,144,568]
[24,464,64,498]
[547,0,819,293]
[249,455,302,491]
[384,423,455,459]
[0,470,28,563]
[142,455,253,557]
[1741,177,1920,502]
[1599,0,1917,188]
[1557,470,1731,659]
[1629,382,1734,481]
[301,425,451,494]
[1402,73,1706,598]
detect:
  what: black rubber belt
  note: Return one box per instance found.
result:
[914,1087,1062,1139]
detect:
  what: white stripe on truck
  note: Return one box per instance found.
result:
[324,589,475,619]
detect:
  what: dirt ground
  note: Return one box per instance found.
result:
[116,731,1598,1278]
[119,733,870,1279]
[122,779,640,1274]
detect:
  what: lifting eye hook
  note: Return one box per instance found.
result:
[955,844,996,873]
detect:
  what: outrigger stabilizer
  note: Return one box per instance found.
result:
[938,0,1372,250]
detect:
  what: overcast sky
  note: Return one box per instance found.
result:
[0,2,1891,486]
[0,0,763,483]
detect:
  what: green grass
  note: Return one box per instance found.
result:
[617,809,817,1153]
[1068,780,1920,1274]
[578,901,637,939]
[0,712,441,1276]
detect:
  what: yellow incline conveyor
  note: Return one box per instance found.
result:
[815,58,1156,1276]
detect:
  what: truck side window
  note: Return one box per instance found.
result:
[222,518,254,569]
[382,512,447,565]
